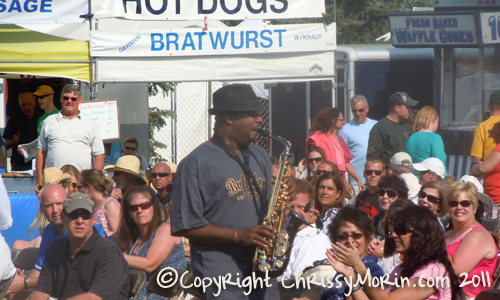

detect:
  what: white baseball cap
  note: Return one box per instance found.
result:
[412,157,446,178]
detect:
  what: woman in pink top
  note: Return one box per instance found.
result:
[445,181,497,299]
[328,205,461,300]
[78,169,121,235]
[307,107,365,191]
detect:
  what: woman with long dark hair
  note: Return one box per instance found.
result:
[314,172,346,232]
[119,186,186,299]
[328,205,461,300]
[307,107,365,190]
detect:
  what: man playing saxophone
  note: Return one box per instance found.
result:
[171,84,292,300]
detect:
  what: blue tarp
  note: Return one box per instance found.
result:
[3,193,39,248]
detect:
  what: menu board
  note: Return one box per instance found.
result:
[79,99,120,140]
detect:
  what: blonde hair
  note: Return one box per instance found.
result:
[413,106,438,132]
[446,181,479,209]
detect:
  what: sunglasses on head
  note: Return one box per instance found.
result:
[352,108,365,114]
[62,96,79,101]
[388,223,414,236]
[364,169,383,176]
[65,210,93,220]
[124,146,137,151]
[337,232,364,242]
[316,170,333,176]
[418,191,440,204]
[37,94,52,99]
[307,157,323,163]
[129,202,153,213]
[151,172,171,178]
[377,188,398,198]
[448,200,473,208]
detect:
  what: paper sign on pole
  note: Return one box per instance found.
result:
[91,24,335,57]
[0,0,88,24]
[93,0,325,20]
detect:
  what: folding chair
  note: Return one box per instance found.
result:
[13,247,39,270]
[476,289,500,300]
[145,268,200,300]
[128,270,147,300]
[10,248,21,263]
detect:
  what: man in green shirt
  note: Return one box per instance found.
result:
[367,92,419,162]
[34,85,59,134]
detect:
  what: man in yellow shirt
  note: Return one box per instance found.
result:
[471,90,500,163]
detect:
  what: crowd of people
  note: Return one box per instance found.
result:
[1,83,500,300]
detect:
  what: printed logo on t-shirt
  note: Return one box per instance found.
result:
[226,172,266,200]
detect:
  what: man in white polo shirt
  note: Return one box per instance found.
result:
[36,84,104,185]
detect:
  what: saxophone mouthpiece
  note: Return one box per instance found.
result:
[257,129,271,137]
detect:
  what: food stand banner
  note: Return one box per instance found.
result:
[0,0,88,24]
[92,0,325,20]
[90,23,335,57]
[389,13,479,47]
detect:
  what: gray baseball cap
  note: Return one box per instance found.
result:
[63,193,95,214]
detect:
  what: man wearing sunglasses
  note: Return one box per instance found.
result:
[354,157,385,217]
[3,92,42,171]
[339,95,377,196]
[7,185,107,298]
[367,92,419,162]
[171,84,281,299]
[29,192,129,300]
[122,136,149,171]
[150,162,173,205]
[33,85,58,135]
[36,84,105,186]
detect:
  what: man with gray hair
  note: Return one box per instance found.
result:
[36,84,105,185]
[339,95,377,196]
[3,92,42,170]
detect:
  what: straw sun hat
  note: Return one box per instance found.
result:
[104,155,146,184]
[35,167,73,193]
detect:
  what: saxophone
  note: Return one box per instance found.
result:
[253,129,307,278]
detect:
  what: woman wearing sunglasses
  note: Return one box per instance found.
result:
[328,205,461,300]
[373,175,409,239]
[445,181,497,299]
[319,206,384,300]
[306,107,365,191]
[78,169,121,236]
[119,186,187,300]
[417,181,447,230]
[297,146,326,182]
[314,172,346,232]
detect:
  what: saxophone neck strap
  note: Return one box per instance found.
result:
[210,133,267,204]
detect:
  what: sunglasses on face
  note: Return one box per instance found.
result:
[65,211,93,220]
[77,184,88,190]
[388,223,414,236]
[337,232,364,242]
[151,172,171,178]
[364,170,383,176]
[129,202,153,213]
[352,108,365,114]
[37,94,52,99]
[418,191,440,204]
[448,200,473,208]
[377,188,398,198]
[308,157,323,163]
[316,170,333,176]
[124,146,137,151]
[62,96,79,101]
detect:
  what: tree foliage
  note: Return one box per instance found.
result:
[148,83,177,164]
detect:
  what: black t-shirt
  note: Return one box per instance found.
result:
[3,111,42,167]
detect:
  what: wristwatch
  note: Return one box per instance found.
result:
[24,274,29,290]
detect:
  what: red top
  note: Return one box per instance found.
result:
[484,143,500,204]
[446,225,497,297]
